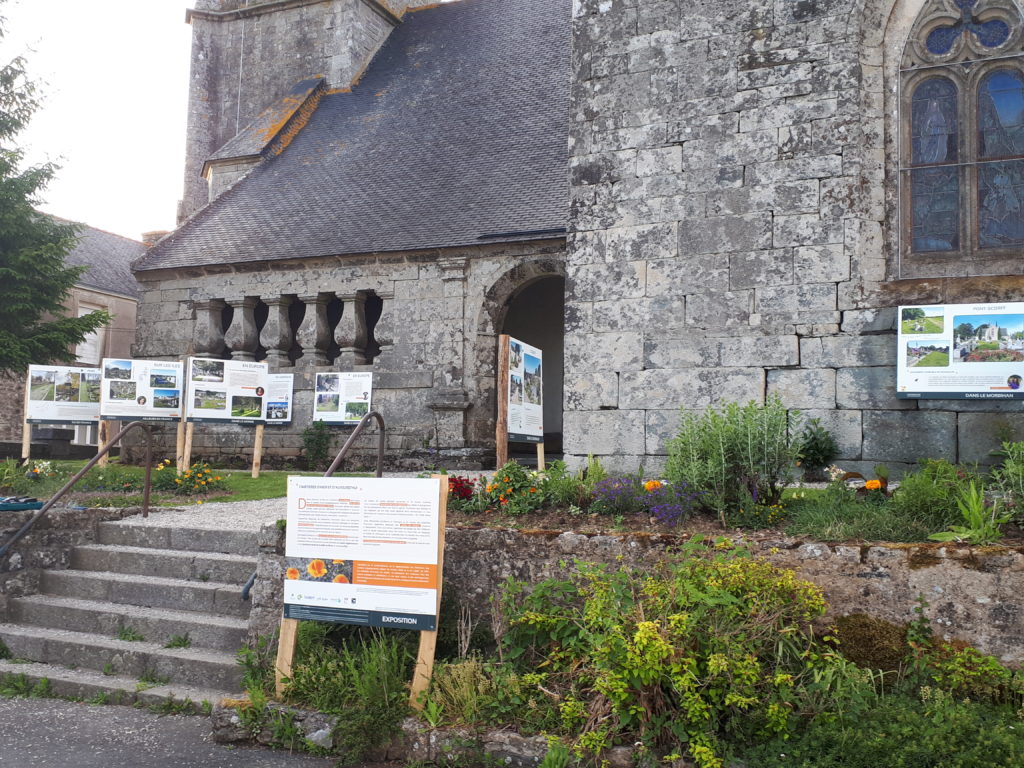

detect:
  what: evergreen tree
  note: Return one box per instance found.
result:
[0,6,109,377]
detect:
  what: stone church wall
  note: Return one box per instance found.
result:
[131,240,565,467]
[562,0,1024,476]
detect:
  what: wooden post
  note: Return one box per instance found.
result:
[96,421,110,467]
[175,418,186,472]
[20,377,31,463]
[495,334,510,468]
[274,617,300,699]
[409,473,448,710]
[536,441,545,471]
[251,424,265,479]
[182,422,195,471]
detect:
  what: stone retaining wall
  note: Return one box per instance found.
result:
[252,524,1024,663]
[0,507,138,618]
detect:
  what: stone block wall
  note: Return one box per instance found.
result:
[251,522,1024,664]
[562,0,1024,476]
[132,240,565,467]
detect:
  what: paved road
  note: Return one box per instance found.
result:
[0,698,336,767]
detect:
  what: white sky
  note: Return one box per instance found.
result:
[0,0,192,241]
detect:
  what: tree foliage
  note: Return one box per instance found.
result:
[0,6,109,376]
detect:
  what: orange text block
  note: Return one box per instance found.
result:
[353,561,437,589]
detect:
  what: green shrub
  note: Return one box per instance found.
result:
[540,460,589,508]
[797,418,839,477]
[301,419,333,471]
[499,538,860,768]
[890,458,978,533]
[151,460,228,495]
[992,440,1024,523]
[480,462,545,515]
[665,396,801,518]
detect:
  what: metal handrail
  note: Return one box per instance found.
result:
[323,410,386,478]
[0,421,155,565]
[240,410,386,600]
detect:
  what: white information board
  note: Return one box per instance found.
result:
[186,358,268,423]
[898,302,1024,400]
[506,336,543,442]
[25,365,101,424]
[312,371,373,423]
[283,476,441,630]
[266,373,294,424]
[100,359,184,422]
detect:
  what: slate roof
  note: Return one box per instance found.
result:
[136,0,570,272]
[61,221,144,299]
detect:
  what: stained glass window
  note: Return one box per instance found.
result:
[901,0,1024,265]
[912,78,958,165]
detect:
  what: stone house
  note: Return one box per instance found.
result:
[133,0,1024,474]
[0,223,142,455]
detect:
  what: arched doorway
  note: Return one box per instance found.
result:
[500,275,565,454]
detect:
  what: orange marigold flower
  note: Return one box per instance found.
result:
[333,574,350,583]
[307,559,328,579]
[286,568,300,580]
[865,479,882,491]
[529,487,537,493]
[644,479,663,492]
[175,478,182,484]
[215,476,222,481]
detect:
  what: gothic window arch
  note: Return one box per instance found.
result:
[900,0,1024,273]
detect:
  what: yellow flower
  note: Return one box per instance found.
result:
[865,479,882,491]
[175,479,182,484]
[644,479,663,492]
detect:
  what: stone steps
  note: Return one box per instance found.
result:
[0,518,259,710]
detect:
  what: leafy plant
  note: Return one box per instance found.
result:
[117,626,145,642]
[665,395,801,522]
[992,440,1024,523]
[237,635,276,696]
[797,418,838,477]
[590,476,700,525]
[164,633,192,649]
[890,458,978,533]
[301,419,333,471]
[480,462,545,515]
[152,459,227,495]
[539,460,589,508]
[928,482,1011,545]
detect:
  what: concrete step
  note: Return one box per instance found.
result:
[41,570,250,618]
[0,623,243,691]
[0,659,237,712]
[96,521,258,556]
[71,544,256,584]
[9,595,247,653]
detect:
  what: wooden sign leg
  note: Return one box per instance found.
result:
[274,616,299,699]
[20,379,31,464]
[252,424,265,479]
[96,421,110,467]
[536,441,545,471]
[409,473,449,710]
[175,418,186,473]
[181,423,195,472]
[495,335,510,468]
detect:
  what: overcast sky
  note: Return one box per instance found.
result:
[0,0,192,241]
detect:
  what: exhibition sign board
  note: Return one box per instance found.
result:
[25,365,101,424]
[505,336,543,443]
[266,374,295,423]
[100,359,184,422]
[312,371,373,423]
[186,358,268,423]
[898,302,1024,399]
[283,476,441,630]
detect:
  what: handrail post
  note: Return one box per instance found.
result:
[323,411,386,478]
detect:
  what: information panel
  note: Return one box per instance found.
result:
[898,302,1024,399]
[312,372,373,423]
[266,373,294,424]
[100,359,184,422]
[186,358,268,423]
[506,336,543,443]
[283,476,441,630]
[25,365,101,424]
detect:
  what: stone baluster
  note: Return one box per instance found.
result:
[191,299,226,357]
[296,293,332,366]
[335,292,369,367]
[372,293,394,357]
[223,297,259,361]
[260,295,294,368]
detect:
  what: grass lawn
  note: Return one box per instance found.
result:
[915,350,949,366]
[977,341,1000,350]
[901,316,944,334]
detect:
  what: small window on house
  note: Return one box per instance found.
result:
[75,303,107,365]
[899,0,1024,277]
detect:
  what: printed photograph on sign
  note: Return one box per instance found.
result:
[283,476,440,629]
[191,359,224,382]
[898,303,1024,399]
[26,365,102,425]
[100,359,184,421]
[266,373,295,423]
[505,336,543,442]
